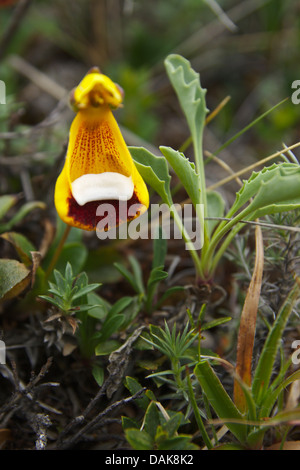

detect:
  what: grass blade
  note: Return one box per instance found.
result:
[252,278,300,405]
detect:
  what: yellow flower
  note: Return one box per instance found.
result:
[54,67,149,231]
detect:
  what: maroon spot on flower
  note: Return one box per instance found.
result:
[67,192,143,230]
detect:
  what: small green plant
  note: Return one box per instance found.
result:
[130,54,300,282]
[122,376,198,450]
[137,309,231,449]
[192,278,300,449]
[39,262,101,333]
[39,262,100,316]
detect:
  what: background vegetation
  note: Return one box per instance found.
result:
[0,0,300,450]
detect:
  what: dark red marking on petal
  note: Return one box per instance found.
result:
[67,192,143,230]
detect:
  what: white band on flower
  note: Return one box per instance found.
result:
[71,172,134,206]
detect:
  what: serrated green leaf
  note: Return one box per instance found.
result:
[160,146,201,208]
[129,146,172,205]
[228,163,300,218]
[164,54,208,148]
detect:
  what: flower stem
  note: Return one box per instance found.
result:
[45,224,71,280]
[170,205,204,279]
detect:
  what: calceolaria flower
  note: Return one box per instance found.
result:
[55,67,149,231]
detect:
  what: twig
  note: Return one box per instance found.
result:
[56,388,146,450]
[204,0,238,33]
[0,97,68,140]
[8,54,67,100]
[0,0,32,61]
[0,357,61,417]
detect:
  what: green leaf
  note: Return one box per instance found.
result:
[87,292,111,319]
[125,376,150,411]
[144,401,160,440]
[1,231,36,265]
[161,411,183,437]
[118,295,143,329]
[201,316,232,331]
[228,163,300,218]
[147,267,168,292]
[0,195,17,221]
[152,226,167,270]
[129,146,172,205]
[146,266,168,313]
[252,281,300,405]
[108,296,134,316]
[161,436,198,450]
[128,255,144,294]
[160,146,201,208]
[164,54,208,150]
[0,259,31,300]
[94,339,121,356]
[113,261,140,294]
[0,201,46,233]
[154,286,185,309]
[125,428,153,450]
[194,360,247,444]
[96,312,125,343]
[122,416,140,431]
[92,364,104,386]
[259,369,300,419]
[71,282,100,301]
